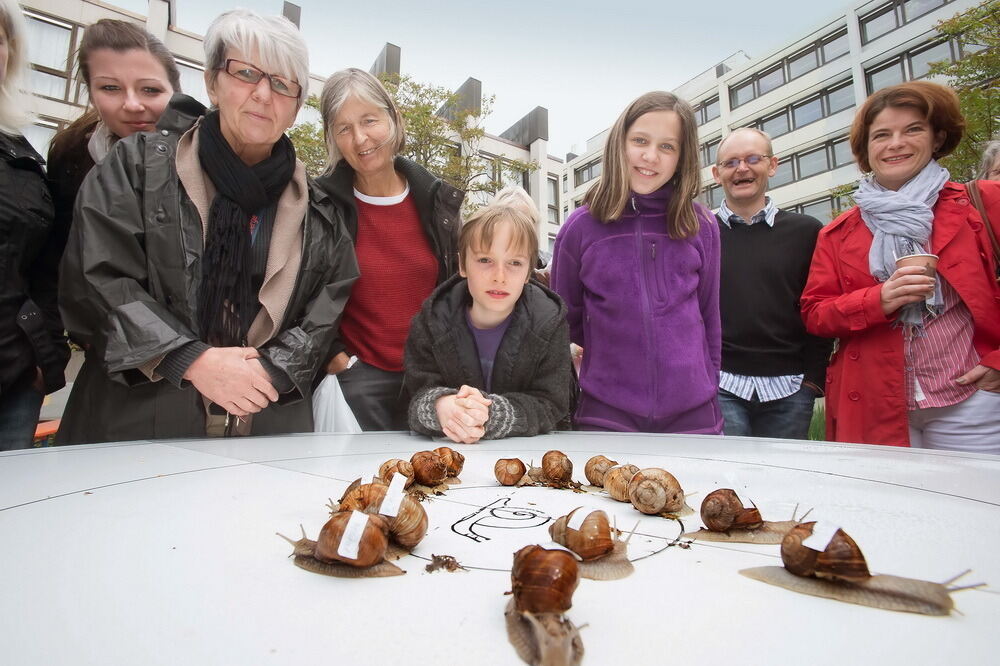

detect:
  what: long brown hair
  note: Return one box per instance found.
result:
[48,20,181,164]
[584,91,702,239]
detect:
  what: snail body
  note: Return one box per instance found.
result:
[627,468,684,515]
[541,450,573,483]
[741,521,974,616]
[277,522,404,578]
[584,455,618,487]
[603,464,639,502]
[511,545,579,614]
[496,458,528,486]
[505,598,584,666]
[410,450,449,487]
[337,481,428,548]
[548,508,614,561]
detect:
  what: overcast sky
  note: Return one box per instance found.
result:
[116,0,854,158]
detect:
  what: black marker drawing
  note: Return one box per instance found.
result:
[451,497,552,543]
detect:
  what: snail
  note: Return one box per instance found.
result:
[549,508,637,581]
[410,450,449,488]
[378,458,415,488]
[541,450,573,483]
[583,455,618,487]
[277,512,404,578]
[336,480,428,549]
[506,545,584,666]
[683,490,807,544]
[496,458,528,486]
[627,468,685,515]
[602,464,639,502]
[434,446,465,479]
[740,521,983,615]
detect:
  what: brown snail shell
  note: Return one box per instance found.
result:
[541,450,573,483]
[627,468,684,515]
[548,508,614,561]
[603,464,639,502]
[336,482,428,548]
[583,455,618,487]
[410,450,448,486]
[313,511,390,568]
[781,522,870,582]
[701,489,763,531]
[277,526,404,578]
[496,458,527,486]
[434,446,465,477]
[511,545,579,614]
[379,459,415,488]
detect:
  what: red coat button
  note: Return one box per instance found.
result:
[971,222,983,231]
[849,351,859,360]
[956,198,969,206]
[848,391,861,401]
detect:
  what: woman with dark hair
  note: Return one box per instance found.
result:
[0,0,68,449]
[57,9,357,444]
[802,81,1000,452]
[314,68,464,431]
[47,19,180,247]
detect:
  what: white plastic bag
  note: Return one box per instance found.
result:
[312,374,362,433]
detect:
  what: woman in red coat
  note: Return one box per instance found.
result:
[801,81,1000,451]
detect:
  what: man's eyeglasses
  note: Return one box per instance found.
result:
[717,154,772,170]
[220,59,302,99]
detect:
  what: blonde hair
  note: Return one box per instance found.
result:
[491,186,538,223]
[585,91,702,239]
[459,204,538,270]
[0,0,32,133]
[320,68,406,172]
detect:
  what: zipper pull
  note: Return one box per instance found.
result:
[631,196,638,213]
[652,242,656,260]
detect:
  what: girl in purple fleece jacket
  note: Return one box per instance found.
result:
[551,91,722,434]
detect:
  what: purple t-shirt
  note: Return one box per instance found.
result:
[465,309,512,391]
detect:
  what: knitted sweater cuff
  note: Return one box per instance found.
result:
[157,341,211,388]
[411,386,457,434]
[483,393,517,440]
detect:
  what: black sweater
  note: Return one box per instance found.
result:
[718,209,832,388]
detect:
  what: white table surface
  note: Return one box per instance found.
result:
[1,431,997,665]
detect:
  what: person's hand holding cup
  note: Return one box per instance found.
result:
[880,253,938,316]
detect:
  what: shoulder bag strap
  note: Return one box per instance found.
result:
[966,181,1000,283]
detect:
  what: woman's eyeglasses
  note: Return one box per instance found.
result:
[717,154,772,170]
[220,59,302,99]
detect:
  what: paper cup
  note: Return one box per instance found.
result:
[895,253,938,280]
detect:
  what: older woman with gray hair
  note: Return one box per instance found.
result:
[57,9,358,444]
[979,140,1000,181]
[314,68,464,431]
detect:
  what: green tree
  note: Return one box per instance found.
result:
[380,74,538,214]
[930,0,999,181]
[287,95,327,178]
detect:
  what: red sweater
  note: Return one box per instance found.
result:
[339,194,438,371]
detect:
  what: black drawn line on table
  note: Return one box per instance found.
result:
[451,497,553,543]
[0,462,255,512]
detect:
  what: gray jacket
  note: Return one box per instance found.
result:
[57,95,359,444]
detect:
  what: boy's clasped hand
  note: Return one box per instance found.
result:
[435,385,492,444]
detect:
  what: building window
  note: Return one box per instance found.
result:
[757,65,786,95]
[760,110,790,138]
[23,120,60,155]
[769,136,855,190]
[702,138,721,167]
[547,176,559,225]
[867,58,906,92]
[562,174,568,193]
[908,40,953,79]
[695,96,721,126]
[574,159,602,187]
[563,206,569,219]
[826,82,855,114]
[788,46,819,79]
[799,198,837,224]
[730,79,756,108]
[704,184,723,209]
[832,139,854,167]
[24,13,75,103]
[797,146,828,180]
[861,0,953,44]
[548,233,558,254]
[821,30,850,62]
[771,159,794,188]
[175,59,210,105]
[792,96,823,128]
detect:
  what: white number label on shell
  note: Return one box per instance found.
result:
[566,506,600,530]
[337,510,369,560]
[380,470,407,518]
[801,521,841,551]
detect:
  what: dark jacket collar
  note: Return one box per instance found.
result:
[0,131,45,171]
[156,93,207,136]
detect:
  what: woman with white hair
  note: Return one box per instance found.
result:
[57,9,358,443]
[0,0,68,449]
[979,139,1000,181]
[314,68,464,431]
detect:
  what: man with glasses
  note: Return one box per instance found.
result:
[711,128,832,440]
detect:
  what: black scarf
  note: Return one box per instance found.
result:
[196,110,295,346]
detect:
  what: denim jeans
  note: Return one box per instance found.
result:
[719,385,817,440]
[0,383,44,450]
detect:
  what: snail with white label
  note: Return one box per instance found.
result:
[549,507,637,580]
[741,521,982,615]
[277,510,405,578]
